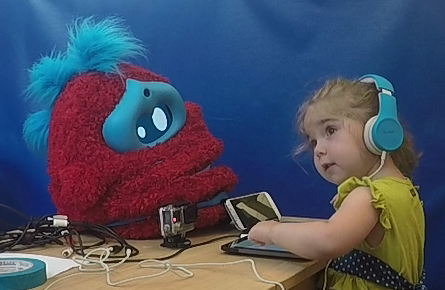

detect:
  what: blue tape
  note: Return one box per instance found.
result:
[0,258,47,290]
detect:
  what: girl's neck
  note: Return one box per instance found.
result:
[367,154,405,181]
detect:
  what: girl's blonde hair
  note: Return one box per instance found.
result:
[294,78,418,177]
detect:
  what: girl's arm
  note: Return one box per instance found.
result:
[248,186,379,260]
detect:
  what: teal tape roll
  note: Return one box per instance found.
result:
[0,258,47,290]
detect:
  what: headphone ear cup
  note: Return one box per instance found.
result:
[364,116,382,155]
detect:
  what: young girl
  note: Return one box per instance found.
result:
[248,75,426,289]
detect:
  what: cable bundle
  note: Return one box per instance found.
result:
[0,203,138,258]
[1,203,285,290]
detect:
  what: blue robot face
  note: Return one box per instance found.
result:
[102,79,186,153]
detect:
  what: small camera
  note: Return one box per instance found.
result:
[158,203,198,248]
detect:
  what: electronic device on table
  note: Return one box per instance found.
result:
[159,203,197,248]
[221,236,304,259]
[223,191,281,232]
[221,191,304,259]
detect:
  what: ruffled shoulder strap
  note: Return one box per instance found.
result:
[333,177,391,230]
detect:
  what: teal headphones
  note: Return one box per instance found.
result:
[358,74,404,155]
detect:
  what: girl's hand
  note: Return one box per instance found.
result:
[247,220,279,245]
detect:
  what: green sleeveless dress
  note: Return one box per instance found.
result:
[325,177,425,289]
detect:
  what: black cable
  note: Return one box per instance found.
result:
[69,222,139,258]
[74,229,107,249]
[0,213,139,259]
[0,219,33,253]
[0,205,235,264]
[0,216,236,261]
[103,234,240,263]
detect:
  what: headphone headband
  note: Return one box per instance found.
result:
[359,74,394,93]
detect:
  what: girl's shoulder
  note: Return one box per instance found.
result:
[334,176,421,229]
[336,176,415,203]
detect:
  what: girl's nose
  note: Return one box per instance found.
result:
[314,143,327,157]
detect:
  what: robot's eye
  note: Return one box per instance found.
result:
[143,89,150,97]
[137,126,147,138]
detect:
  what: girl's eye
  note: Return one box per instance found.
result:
[310,139,317,148]
[326,126,337,136]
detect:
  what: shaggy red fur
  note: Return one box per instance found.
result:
[46,64,237,238]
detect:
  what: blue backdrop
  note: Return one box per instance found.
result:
[1,0,444,286]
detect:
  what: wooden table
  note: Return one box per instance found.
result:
[28,223,325,290]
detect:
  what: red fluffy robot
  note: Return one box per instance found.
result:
[23,17,237,239]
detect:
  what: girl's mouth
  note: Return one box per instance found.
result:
[322,163,335,171]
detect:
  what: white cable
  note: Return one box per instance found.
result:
[322,259,332,290]
[44,248,132,290]
[164,259,285,290]
[368,151,387,179]
[44,247,284,290]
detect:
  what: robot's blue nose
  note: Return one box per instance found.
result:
[102,79,186,153]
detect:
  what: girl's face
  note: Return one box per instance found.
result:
[304,107,378,185]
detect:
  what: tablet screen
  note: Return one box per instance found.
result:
[229,193,279,230]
